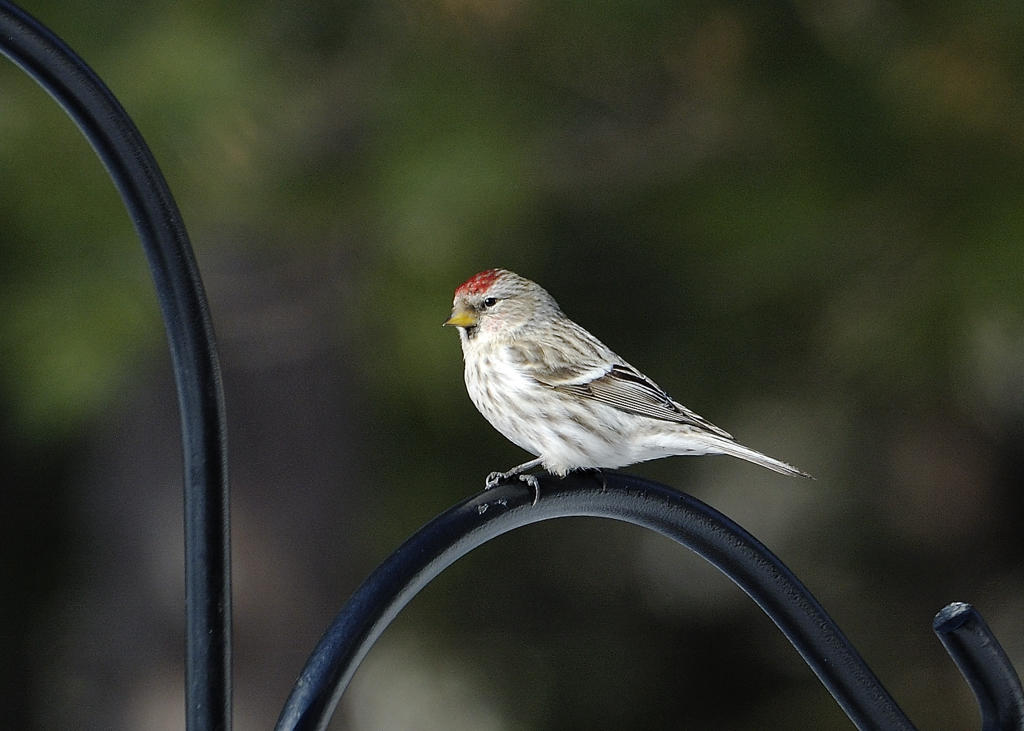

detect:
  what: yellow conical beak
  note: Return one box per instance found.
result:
[443,307,477,328]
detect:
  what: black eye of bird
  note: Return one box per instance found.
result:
[482,297,498,308]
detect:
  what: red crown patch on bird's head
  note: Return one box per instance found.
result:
[456,269,504,296]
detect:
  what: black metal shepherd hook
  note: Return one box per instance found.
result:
[3,4,1023,731]
[0,3,231,730]
[274,474,1024,731]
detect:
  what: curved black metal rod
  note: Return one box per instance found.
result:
[0,5,231,730]
[276,473,918,731]
[934,603,1024,731]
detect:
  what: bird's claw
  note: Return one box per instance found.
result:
[484,471,541,505]
[521,473,541,505]
[484,471,505,490]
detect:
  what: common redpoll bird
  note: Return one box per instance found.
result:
[444,268,810,500]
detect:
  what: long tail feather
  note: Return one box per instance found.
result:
[702,434,812,478]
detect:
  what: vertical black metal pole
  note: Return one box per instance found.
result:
[0,4,231,729]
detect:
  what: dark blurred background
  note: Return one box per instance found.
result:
[2,1,1023,728]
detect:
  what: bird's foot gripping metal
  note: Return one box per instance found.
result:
[485,470,541,505]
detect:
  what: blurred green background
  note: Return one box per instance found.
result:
[2,0,1023,728]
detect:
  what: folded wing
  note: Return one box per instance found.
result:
[506,329,732,438]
